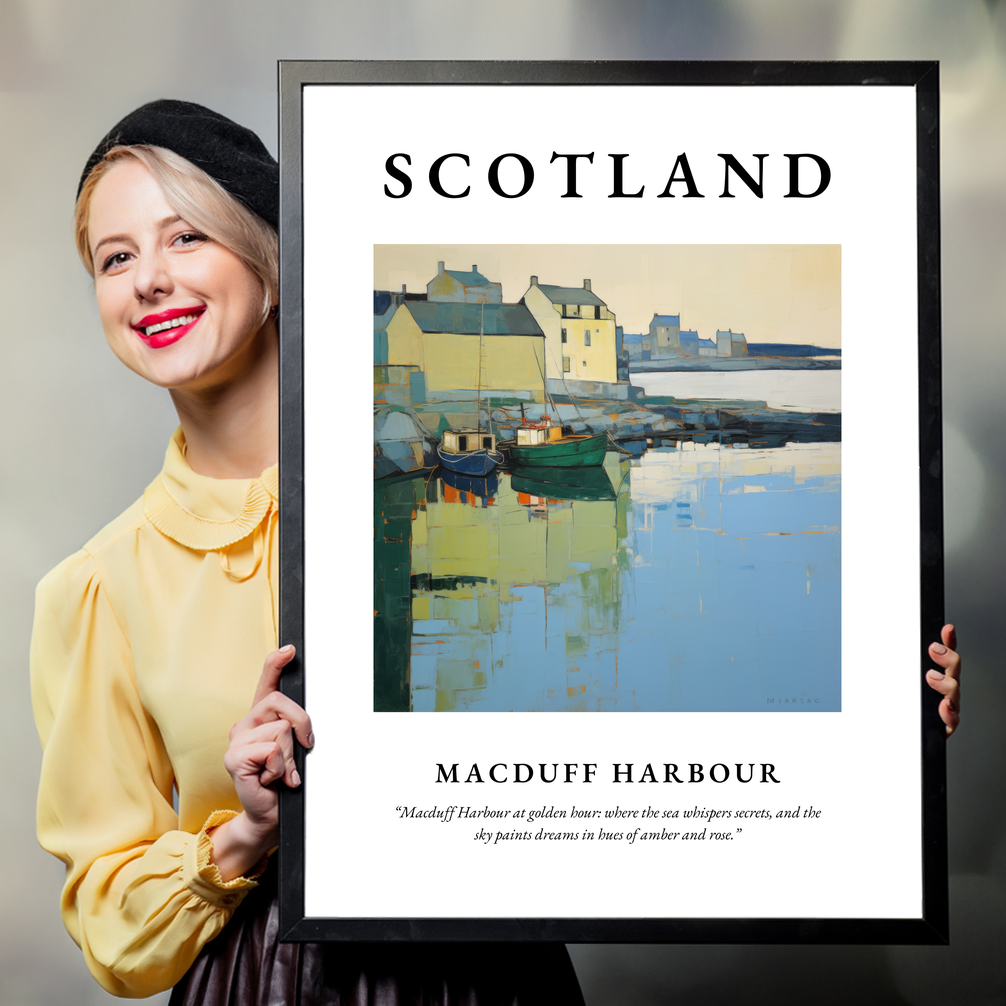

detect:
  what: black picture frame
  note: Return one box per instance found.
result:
[277,60,945,944]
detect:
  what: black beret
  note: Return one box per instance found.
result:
[78,99,278,228]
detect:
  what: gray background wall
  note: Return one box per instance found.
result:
[1,2,1003,1003]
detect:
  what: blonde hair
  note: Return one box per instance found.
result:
[75,145,278,323]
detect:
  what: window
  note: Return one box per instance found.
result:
[561,328,567,343]
[584,332,591,347]
[595,306,601,319]
[562,356,570,373]
[581,360,587,367]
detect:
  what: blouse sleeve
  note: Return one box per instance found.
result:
[31,549,262,998]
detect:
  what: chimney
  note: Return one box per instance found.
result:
[530,275,538,287]
[438,260,444,275]
[472,264,478,272]
[583,279,591,292]
[401,284,407,294]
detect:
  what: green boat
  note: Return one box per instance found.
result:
[508,431,607,467]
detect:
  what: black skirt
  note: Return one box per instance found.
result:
[169,869,585,1006]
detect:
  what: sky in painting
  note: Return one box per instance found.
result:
[375,244,841,348]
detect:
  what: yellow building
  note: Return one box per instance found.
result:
[385,301,545,399]
[521,277,618,386]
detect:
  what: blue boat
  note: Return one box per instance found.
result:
[437,429,503,475]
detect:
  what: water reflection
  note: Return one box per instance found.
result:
[374,440,841,712]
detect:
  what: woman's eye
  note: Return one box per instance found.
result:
[173,231,207,248]
[101,251,131,273]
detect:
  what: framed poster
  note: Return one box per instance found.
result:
[277,61,946,943]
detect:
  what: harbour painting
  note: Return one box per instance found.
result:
[374,245,841,713]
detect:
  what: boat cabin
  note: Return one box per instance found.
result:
[516,423,565,447]
[442,428,496,454]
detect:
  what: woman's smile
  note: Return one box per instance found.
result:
[133,305,207,347]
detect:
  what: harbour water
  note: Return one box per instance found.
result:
[374,436,841,713]
[632,369,841,413]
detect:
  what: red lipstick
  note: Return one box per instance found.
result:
[132,306,205,349]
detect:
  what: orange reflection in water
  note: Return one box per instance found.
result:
[442,482,496,508]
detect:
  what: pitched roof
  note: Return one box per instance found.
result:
[403,302,544,337]
[445,268,496,288]
[652,313,680,326]
[534,283,605,307]
[680,330,699,342]
[375,290,427,316]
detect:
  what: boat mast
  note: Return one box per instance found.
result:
[477,302,484,434]
[536,340,562,426]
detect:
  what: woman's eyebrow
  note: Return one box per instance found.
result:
[92,216,185,257]
[92,232,133,257]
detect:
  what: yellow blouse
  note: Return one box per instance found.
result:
[31,428,279,998]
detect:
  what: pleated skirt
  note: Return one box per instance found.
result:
[169,870,585,1006]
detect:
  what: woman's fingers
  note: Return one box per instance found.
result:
[232,689,314,750]
[218,647,309,849]
[224,738,288,788]
[927,623,961,737]
[223,644,311,812]
[941,623,958,654]
[230,719,302,788]
[252,644,297,707]
[926,667,959,704]
[255,691,313,749]
[928,630,961,686]
[924,679,960,736]
[259,742,289,788]
[242,644,314,749]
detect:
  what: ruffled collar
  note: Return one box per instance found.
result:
[143,428,278,551]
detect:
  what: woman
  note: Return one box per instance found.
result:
[33,99,963,1003]
[31,100,586,1003]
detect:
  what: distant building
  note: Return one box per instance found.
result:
[385,301,545,399]
[521,277,618,386]
[678,329,699,357]
[621,333,650,360]
[649,313,681,356]
[675,329,717,358]
[427,262,503,304]
[716,329,749,357]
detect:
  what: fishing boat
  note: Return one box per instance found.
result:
[506,414,607,468]
[436,429,503,476]
[501,334,609,468]
[437,304,504,476]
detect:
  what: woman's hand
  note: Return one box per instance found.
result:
[926,624,961,738]
[209,645,314,881]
